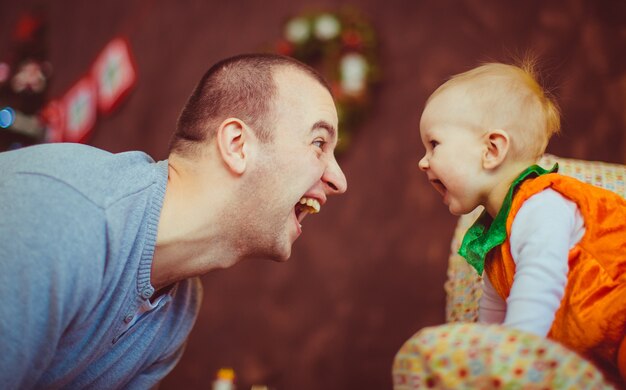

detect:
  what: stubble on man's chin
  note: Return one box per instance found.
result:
[242,246,290,263]
[234,223,292,263]
[256,234,292,262]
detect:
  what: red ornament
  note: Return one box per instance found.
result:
[275,40,294,56]
[14,14,42,42]
[40,99,65,143]
[341,30,363,49]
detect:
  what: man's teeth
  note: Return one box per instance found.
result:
[299,197,321,213]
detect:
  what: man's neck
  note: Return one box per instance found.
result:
[151,236,239,290]
[150,157,241,290]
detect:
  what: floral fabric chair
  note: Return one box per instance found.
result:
[393,155,626,389]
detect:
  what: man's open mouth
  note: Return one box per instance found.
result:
[294,197,321,223]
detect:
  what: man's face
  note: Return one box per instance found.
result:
[243,67,347,261]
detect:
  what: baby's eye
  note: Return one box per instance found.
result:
[313,139,326,149]
[429,140,439,148]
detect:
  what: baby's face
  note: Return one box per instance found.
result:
[418,87,489,215]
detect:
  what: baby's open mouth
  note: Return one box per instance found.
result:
[431,179,446,196]
[295,197,321,223]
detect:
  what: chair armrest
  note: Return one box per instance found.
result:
[393,323,615,389]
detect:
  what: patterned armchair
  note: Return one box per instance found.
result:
[393,154,626,389]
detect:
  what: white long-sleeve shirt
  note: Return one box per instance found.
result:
[479,188,586,336]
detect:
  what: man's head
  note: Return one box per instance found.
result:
[167,54,347,263]
[169,53,332,156]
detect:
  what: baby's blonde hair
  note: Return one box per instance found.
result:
[431,60,560,160]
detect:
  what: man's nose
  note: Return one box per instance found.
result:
[323,155,347,195]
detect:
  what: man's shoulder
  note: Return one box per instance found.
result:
[0,143,161,207]
[0,143,153,174]
[1,143,109,167]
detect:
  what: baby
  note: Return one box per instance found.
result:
[418,61,626,386]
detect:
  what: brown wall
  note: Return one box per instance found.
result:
[2,1,626,389]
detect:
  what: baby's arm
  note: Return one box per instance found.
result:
[479,273,506,323]
[505,188,584,336]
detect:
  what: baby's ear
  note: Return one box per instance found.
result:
[482,129,509,170]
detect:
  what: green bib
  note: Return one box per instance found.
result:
[458,163,558,275]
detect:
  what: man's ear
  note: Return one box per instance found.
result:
[216,118,249,175]
[482,129,510,170]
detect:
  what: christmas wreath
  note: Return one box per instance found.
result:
[275,9,379,154]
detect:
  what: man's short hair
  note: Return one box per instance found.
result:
[169,53,331,156]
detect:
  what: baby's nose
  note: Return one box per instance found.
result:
[418,155,429,171]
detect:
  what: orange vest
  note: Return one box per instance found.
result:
[484,173,626,385]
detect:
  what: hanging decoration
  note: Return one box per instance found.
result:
[274,8,379,154]
[92,37,137,115]
[0,11,50,151]
[40,36,137,144]
[61,76,98,143]
[40,99,64,143]
[0,9,138,151]
[11,60,48,94]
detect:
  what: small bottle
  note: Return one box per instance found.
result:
[212,367,236,390]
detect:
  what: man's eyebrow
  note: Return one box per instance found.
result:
[311,120,336,140]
